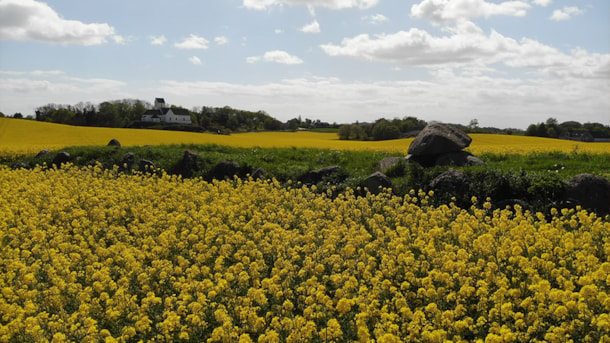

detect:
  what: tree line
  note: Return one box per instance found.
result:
[338,117,428,141]
[2,102,609,141]
[3,99,334,133]
[525,118,610,141]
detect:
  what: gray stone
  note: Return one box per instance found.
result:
[405,154,438,168]
[108,138,121,147]
[12,162,29,169]
[435,151,486,167]
[377,157,406,173]
[139,159,156,172]
[120,152,136,170]
[408,123,472,156]
[429,169,470,196]
[566,174,610,216]
[493,199,532,213]
[251,167,266,180]
[52,152,70,167]
[299,166,341,185]
[173,150,198,178]
[209,161,240,180]
[363,172,393,194]
[35,149,50,158]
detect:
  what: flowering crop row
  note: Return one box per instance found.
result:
[2,117,610,158]
[1,165,609,342]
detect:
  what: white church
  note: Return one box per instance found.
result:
[141,98,192,124]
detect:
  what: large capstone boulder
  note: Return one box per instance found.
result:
[299,166,342,185]
[429,169,470,198]
[565,174,610,216]
[52,152,70,167]
[209,161,240,180]
[408,123,472,156]
[363,172,393,194]
[435,151,486,167]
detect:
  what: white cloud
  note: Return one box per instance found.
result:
[550,6,584,21]
[411,0,530,24]
[300,20,321,33]
[364,14,389,24]
[214,36,229,45]
[112,35,134,45]
[247,50,304,64]
[320,21,610,80]
[189,56,202,65]
[0,0,120,45]
[0,71,128,115]
[150,35,167,45]
[242,0,379,10]
[275,29,284,34]
[174,34,209,49]
[533,0,552,7]
[155,74,609,129]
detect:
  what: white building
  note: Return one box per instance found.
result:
[141,98,192,124]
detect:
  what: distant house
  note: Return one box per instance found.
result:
[558,130,594,142]
[141,98,192,124]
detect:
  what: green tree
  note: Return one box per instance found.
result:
[49,108,75,123]
[468,118,479,130]
[372,120,401,140]
[349,125,367,140]
[338,125,351,140]
[546,117,558,126]
[526,124,538,136]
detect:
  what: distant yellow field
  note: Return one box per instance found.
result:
[1,117,609,157]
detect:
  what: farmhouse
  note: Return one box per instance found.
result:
[141,98,192,124]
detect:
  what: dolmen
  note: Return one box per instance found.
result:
[406,122,485,167]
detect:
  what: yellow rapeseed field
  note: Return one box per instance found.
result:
[1,165,609,342]
[2,118,609,158]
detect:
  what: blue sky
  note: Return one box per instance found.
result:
[0,0,608,129]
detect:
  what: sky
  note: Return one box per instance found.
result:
[0,0,608,129]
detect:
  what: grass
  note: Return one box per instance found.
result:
[4,143,609,215]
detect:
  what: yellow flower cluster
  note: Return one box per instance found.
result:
[1,165,609,342]
[2,117,609,158]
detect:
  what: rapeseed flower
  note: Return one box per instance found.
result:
[0,165,609,341]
